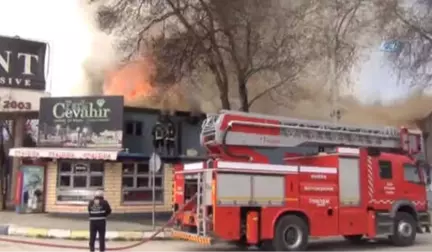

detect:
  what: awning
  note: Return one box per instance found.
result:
[9,147,120,161]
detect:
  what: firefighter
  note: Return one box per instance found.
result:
[152,119,165,152]
[88,190,111,252]
[165,119,176,155]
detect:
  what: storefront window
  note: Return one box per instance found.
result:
[56,161,104,202]
[121,162,164,203]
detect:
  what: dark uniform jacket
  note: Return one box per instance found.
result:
[88,197,112,221]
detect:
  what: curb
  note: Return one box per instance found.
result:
[0,224,172,241]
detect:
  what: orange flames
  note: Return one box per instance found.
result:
[103,57,199,112]
[104,58,157,103]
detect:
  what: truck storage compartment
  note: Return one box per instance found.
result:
[174,171,213,232]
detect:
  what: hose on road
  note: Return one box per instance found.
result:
[0,194,197,251]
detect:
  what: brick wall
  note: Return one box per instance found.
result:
[45,161,173,214]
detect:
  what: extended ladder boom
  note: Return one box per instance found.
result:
[201,110,422,154]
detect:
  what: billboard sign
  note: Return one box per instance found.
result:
[38,96,124,148]
[0,89,48,113]
[0,35,48,90]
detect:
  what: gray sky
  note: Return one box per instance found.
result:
[358,49,409,104]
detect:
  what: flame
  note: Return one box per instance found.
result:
[103,56,201,112]
[104,58,157,103]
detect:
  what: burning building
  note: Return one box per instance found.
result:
[8,60,206,214]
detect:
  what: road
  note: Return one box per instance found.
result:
[1,234,432,251]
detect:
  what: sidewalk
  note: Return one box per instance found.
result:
[0,211,173,241]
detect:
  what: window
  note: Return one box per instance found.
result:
[121,162,164,203]
[379,160,393,179]
[125,121,143,136]
[125,121,134,135]
[135,122,143,136]
[56,161,104,202]
[404,163,422,184]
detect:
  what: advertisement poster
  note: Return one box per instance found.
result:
[0,35,48,91]
[37,96,124,148]
[17,165,45,213]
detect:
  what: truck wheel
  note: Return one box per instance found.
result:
[389,212,417,247]
[273,215,309,251]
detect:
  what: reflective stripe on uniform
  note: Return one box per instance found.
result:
[90,210,106,214]
[89,217,106,220]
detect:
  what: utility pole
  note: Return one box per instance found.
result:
[329,33,341,124]
[149,152,161,230]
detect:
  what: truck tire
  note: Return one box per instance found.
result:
[389,212,417,247]
[273,215,309,251]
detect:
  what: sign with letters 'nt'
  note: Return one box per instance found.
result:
[0,35,48,91]
[38,96,124,148]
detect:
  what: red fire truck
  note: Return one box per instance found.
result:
[171,110,431,250]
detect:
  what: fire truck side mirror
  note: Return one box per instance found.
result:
[422,161,431,185]
[415,160,431,185]
[400,128,422,155]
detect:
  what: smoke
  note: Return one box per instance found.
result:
[77,1,432,128]
[77,0,118,96]
[77,1,200,113]
[280,86,432,129]
[103,57,204,113]
[127,85,202,113]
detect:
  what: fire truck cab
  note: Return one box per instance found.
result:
[172,110,431,251]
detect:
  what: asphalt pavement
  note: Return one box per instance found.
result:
[1,234,432,251]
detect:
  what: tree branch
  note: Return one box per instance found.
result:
[126,10,178,59]
[395,9,432,43]
[247,71,300,107]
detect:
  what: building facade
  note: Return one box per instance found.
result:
[44,161,174,213]
[0,35,50,211]
[9,96,206,214]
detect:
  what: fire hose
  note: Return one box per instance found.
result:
[0,193,198,250]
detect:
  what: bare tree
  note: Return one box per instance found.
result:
[374,0,432,89]
[303,0,375,121]
[91,0,316,112]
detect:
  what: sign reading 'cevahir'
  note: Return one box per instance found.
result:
[38,96,124,148]
[0,36,48,90]
[52,98,111,119]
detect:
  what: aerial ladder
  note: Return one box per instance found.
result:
[200,110,424,159]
